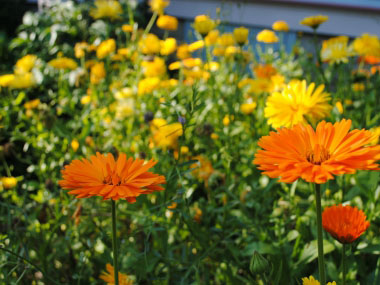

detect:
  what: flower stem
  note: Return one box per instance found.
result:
[111,200,119,285]
[144,12,158,36]
[342,243,347,285]
[315,183,326,284]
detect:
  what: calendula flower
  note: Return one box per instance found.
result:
[74,42,89,58]
[71,139,79,152]
[90,62,106,84]
[138,77,161,95]
[0,74,15,87]
[193,15,215,36]
[99,263,133,285]
[176,44,191,59]
[150,118,183,149]
[149,0,169,15]
[359,55,380,65]
[157,15,178,31]
[264,80,331,128]
[352,33,380,57]
[15,54,37,74]
[240,102,257,115]
[191,156,214,188]
[322,204,370,244]
[302,276,336,285]
[8,73,35,89]
[1,177,17,189]
[205,29,219,46]
[254,64,277,79]
[141,57,166,78]
[49,57,78,70]
[256,29,279,43]
[59,152,166,202]
[233,27,249,45]
[139,34,161,55]
[24,99,40,109]
[300,15,328,29]
[122,24,133,33]
[254,119,380,184]
[321,36,354,64]
[188,40,205,52]
[272,20,289,32]
[90,0,122,21]
[335,101,343,114]
[217,33,235,47]
[97,39,116,59]
[160,38,177,55]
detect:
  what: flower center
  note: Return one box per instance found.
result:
[306,144,330,165]
[103,163,122,186]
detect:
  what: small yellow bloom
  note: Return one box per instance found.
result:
[0,74,15,87]
[194,15,215,36]
[256,29,279,44]
[96,38,116,59]
[300,15,328,29]
[90,62,106,84]
[168,202,177,209]
[160,38,177,55]
[138,77,161,95]
[218,33,235,47]
[352,33,380,57]
[335,101,343,114]
[15,54,37,74]
[85,136,95,147]
[149,0,169,15]
[223,115,231,126]
[205,30,219,46]
[74,42,89,59]
[204,62,219,71]
[191,156,214,188]
[211,133,219,140]
[71,139,79,152]
[233,27,249,45]
[1,177,17,189]
[150,118,183,149]
[49,57,78,70]
[90,0,122,21]
[142,57,166,78]
[157,15,178,31]
[122,24,133,33]
[272,20,289,32]
[24,99,40,109]
[301,276,336,285]
[188,40,205,52]
[81,95,91,105]
[139,34,161,54]
[99,263,133,285]
[114,87,133,100]
[176,44,191,59]
[240,102,257,114]
[8,73,35,89]
[352,82,365,92]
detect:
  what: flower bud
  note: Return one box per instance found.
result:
[250,251,270,275]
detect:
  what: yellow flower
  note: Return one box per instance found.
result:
[233,27,249,45]
[191,156,214,188]
[352,33,380,57]
[15,54,37,74]
[139,34,161,54]
[1,177,17,189]
[160,38,177,55]
[223,115,231,126]
[49,57,78,70]
[96,39,116,59]
[265,80,331,128]
[115,99,135,119]
[74,42,89,58]
[211,133,219,140]
[99,263,133,285]
[188,40,205,52]
[193,15,215,36]
[90,0,122,21]
[8,73,35,89]
[176,44,191,59]
[301,276,336,285]
[138,77,161,95]
[142,57,166,78]
[122,24,133,33]
[81,95,91,105]
[240,102,257,114]
[149,0,169,15]
[0,74,15,87]
[157,15,178,31]
[90,62,106,84]
[257,29,279,43]
[71,139,79,152]
[352,82,365,92]
[321,36,354,64]
[205,30,219,46]
[300,15,328,29]
[225,46,240,57]
[24,99,40,109]
[150,118,183,149]
[370,126,380,145]
[114,87,133,100]
[272,20,289,32]
[335,101,343,114]
[204,61,219,71]
[218,33,235,47]
[254,64,277,79]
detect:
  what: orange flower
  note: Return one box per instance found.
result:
[99,263,133,285]
[322,204,370,244]
[59,153,166,202]
[253,119,380,184]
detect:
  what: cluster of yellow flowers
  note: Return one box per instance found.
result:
[0,55,37,88]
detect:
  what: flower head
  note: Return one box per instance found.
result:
[8,73,35,89]
[49,57,78,70]
[141,57,166,78]
[272,20,289,32]
[157,15,178,31]
[139,34,161,55]
[160,38,177,55]
[59,152,166,202]
[254,119,380,184]
[256,29,279,44]
[264,80,331,128]
[352,34,380,57]
[302,276,336,285]
[99,263,133,285]
[97,39,116,59]
[90,0,122,21]
[149,0,169,15]
[15,54,37,74]
[75,42,89,59]
[193,15,215,36]
[0,74,15,87]
[233,27,249,45]
[149,118,183,149]
[321,36,354,64]
[90,62,106,84]
[300,15,328,29]
[322,204,370,244]
[1,177,17,189]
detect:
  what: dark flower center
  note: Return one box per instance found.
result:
[306,144,330,165]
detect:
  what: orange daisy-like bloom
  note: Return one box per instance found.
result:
[253,119,380,184]
[322,204,370,244]
[59,152,166,202]
[99,263,133,285]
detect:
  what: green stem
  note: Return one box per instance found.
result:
[342,243,347,285]
[111,200,119,285]
[315,183,326,284]
[144,12,158,36]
